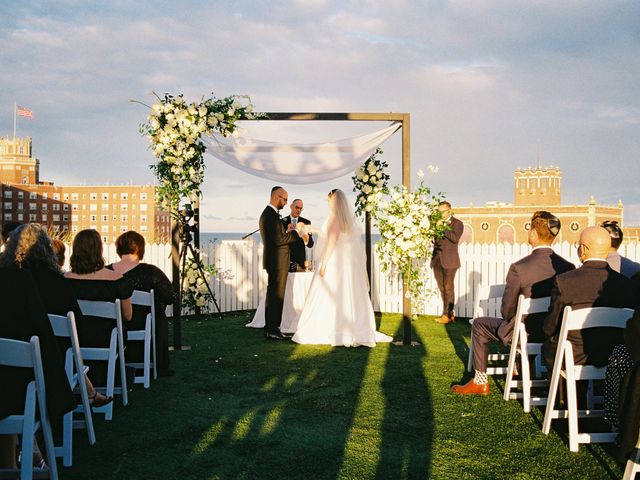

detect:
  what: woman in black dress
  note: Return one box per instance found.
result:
[0,223,113,407]
[109,230,175,376]
[64,229,133,385]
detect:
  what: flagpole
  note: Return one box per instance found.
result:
[13,102,17,139]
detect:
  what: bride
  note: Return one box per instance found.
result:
[292,189,393,347]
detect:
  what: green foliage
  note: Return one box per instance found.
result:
[352,148,390,216]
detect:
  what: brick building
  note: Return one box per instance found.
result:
[453,166,634,245]
[0,136,170,243]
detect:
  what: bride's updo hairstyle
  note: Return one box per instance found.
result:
[328,189,354,234]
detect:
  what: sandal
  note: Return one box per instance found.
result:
[89,391,113,408]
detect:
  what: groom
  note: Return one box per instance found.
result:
[259,186,301,340]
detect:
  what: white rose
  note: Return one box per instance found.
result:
[403,228,412,239]
[417,169,425,179]
[362,175,369,183]
[188,106,197,115]
[367,163,377,175]
[175,96,184,105]
[362,184,372,194]
[377,180,384,188]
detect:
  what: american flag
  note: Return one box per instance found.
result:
[17,105,33,118]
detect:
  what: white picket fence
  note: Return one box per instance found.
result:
[83,240,640,317]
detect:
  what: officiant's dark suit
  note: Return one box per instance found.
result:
[259,188,300,338]
[430,201,464,322]
[541,226,639,372]
[282,214,314,271]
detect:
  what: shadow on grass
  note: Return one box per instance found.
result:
[373,321,433,479]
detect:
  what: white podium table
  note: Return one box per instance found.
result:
[246,272,314,333]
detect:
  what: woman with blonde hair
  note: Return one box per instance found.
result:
[292,189,392,346]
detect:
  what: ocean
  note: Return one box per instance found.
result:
[199,232,382,244]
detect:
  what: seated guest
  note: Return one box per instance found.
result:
[604,305,640,429]
[282,198,313,272]
[601,220,640,278]
[65,229,133,384]
[108,230,175,377]
[0,224,112,406]
[542,226,639,371]
[51,238,67,271]
[452,211,575,395]
[1,220,22,245]
[0,268,75,470]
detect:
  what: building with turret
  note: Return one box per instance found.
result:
[454,165,635,244]
[0,136,170,243]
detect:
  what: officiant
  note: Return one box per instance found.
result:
[282,198,314,272]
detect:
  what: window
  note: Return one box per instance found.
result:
[140,225,148,233]
[53,204,60,211]
[140,204,148,211]
[17,202,23,210]
[82,193,86,200]
[102,204,109,211]
[17,213,23,221]
[41,213,47,222]
[90,215,97,221]
[121,215,128,222]
[29,203,37,210]
[17,191,24,199]
[63,193,69,201]
[72,215,78,222]
[62,215,68,222]
[53,214,60,221]
[4,213,13,220]
[90,204,97,211]
[121,226,128,232]
[41,203,47,211]
[141,215,147,223]
[90,193,97,200]
[101,225,109,233]
[102,236,109,243]
[42,193,48,200]
[102,193,109,200]
[53,193,60,200]
[120,193,128,200]
[90,225,97,230]
[29,214,37,221]
[121,204,128,211]
[63,204,69,211]
[72,226,78,233]
[3,202,11,210]
[141,192,147,200]
[71,193,78,200]
[3,191,12,198]
[102,215,108,222]
[29,192,37,199]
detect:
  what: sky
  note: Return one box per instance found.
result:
[1,0,639,232]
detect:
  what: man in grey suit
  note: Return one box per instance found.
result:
[601,220,640,279]
[452,211,575,395]
[542,226,639,370]
[430,201,464,324]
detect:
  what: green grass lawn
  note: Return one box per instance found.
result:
[65,312,623,479]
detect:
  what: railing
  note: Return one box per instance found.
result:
[65,240,640,317]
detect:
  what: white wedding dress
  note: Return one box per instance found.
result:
[292,218,393,347]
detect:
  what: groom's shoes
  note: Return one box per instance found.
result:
[265,331,286,341]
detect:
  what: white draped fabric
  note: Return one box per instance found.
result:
[202,122,401,184]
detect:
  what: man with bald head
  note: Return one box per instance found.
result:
[282,198,314,272]
[542,226,639,370]
[259,186,301,340]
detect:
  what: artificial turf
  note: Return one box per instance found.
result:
[64,312,623,479]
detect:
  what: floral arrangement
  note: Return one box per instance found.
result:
[138,92,259,210]
[181,251,234,312]
[352,148,390,216]
[373,166,446,317]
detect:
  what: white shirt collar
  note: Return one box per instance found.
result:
[583,257,608,263]
[531,245,553,252]
[267,204,278,213]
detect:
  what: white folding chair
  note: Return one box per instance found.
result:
[542,306,634,452]
[77,299,128,420]
[48,312,96,466]
[623,425,640,480]
[0,336,59,480]
[503,295,551,412]
[467,283,507,374]
[126,289,156,388]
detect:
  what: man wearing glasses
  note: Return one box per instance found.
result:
[259,186,301,340]
[541,226,638,370]
[282,198,314,272]
[453,211,574,395]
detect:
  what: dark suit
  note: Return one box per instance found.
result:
[259,206,300,334]
[471,248,575,372]
[281,215,314,271]
[430,216,464,317]
[542,260,639,369]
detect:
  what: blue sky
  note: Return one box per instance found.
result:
[1,0,639,232]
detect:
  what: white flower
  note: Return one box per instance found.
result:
[427,164,439,174]
[417,169,424,179]
[367,163,377,175]
[362,175,369,183]
[362,184,373,194]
